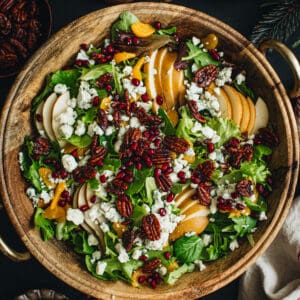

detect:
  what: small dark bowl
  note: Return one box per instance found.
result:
[0,0,52,78]
[14,288,68,300]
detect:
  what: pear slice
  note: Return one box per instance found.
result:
[42,93,57,141]
[144,49,158,100]
[239,93,251,133]
[174,187,196,207]
[253,97,269,134]
[223,85,243,126]
[34,101,45,134]
[179,199,197,213]
[154,47,167,98]
[246,97,256,134]
[51,91,70,147]
[172,66,185,107]
[215,88,232,119]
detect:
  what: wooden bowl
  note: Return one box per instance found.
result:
[0,3,299,299]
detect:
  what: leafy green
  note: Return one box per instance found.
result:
[131,205,148,226]
[121,259,143,280]
[207,117,240,147]
[104,231,118,257]
[71,231,94,254]
[182,40,220,67]
[245,195,267,212]
[112,63,123,94]
[56,221,78,241]
[232,216,257,237]
[253,145,272,161]
[32,69,81,111]
[165,263,195,285]
[240,160,270,184]
[157,26,177,35]
[158,108,176,135]
[176,106,195,142]
[65,134,92,148]
[81,107,98,124]
[126,167,153,196]
[111,11,139,39]
[233,81,256,101]
[87,178,100,190]
[34,208,55,241]
[171,182,189,195]
[174,235,204,263]
[80,64,112,81]
[145,177,157,205]
[102,155,121,172]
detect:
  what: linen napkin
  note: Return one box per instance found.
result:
[238,197,300,300]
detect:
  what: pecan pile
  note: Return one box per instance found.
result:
[0,0,44,74]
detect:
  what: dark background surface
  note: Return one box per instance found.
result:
[0,1,299,299]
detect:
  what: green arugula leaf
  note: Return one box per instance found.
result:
[232,216,257,237]
[182,40,220,67]
[158,108,176,135]
[65,134,92,148]
[112,63,123,94]
[111,11,139,39]
[253,145,272,161]
[176,106,195,143]
[171,182,189,195]
[80,64,112,81]
[55,221,78,241]
[34,208,55,241]
[174,235,204,263]
[103,155,121,172]
[71,231,94,254]
[240,160,270,184]
[145,177,157,206]
[87,178,100,190]
[233,81,256,101]
[157,26,177,35]
[104,231,118,257]
[165,263,195,285]
[126,167,153,196]
[121,259,143,280]
[245,195,267,212]
[80,107,98,124]
[131,204,148,227]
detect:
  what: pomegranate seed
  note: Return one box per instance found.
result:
[62,65,72,70]
[153,271,160,279]
[254,137,262,145]
[125,160,134,167]
[143,131,150,138]
[81,60,89,67]
[154,168,162,177]
[75,60,83,67]
[80,204,89,212]
[154,139,161,147]
[33,154,40,161]
[106,44,114,54]
[177,171,186,178]
[153,21,161,30]
[191,194,198,200]
[147,276,153,283]
[52,171,59,179]
[167,192,175,202]
[96,161,104,167]
[123,175,133,183]
[164,167,173,175]
[141,93,149,102]
[116,171,126,179]
[164,251,171,260]
[159,207,166,216]
[149,136,156,142]
[267,176,272,185]
[80,43,89,51]
[161,163,169,171]
[207,142,214,153]
[118,103,126,110]
[147,149,155,156]
[93,96,99,106]
[66,196,73,203]
[139,255,147,262]
[180,177,187,183]
[133,156,141,162]
[125,169,133,175]
[256,183,265,194]
[102,48,108,55]
[130,142,138,151]
[209,49,220,61]
[61,190,69,198]
[106,84,112,92]
[90,195,97,203]
[99,57,107,64]
[236,203,245,210]
[131,78,140,86]
[191,176,200,184]
[150,280,157,289]
[36,113,42,122]
[173,33,179,43]
[71,149,78,158]
[100,175,107,183]
[231,192,239,199]
[217,197,225,204]
[125,37,132,45]
[123,183,128,190]
[155,277,162,284]
[156,95,163,105]
[60,170,68,179]
[138,275,146,283]
[146,160,153,167]
[58,199,66,207]
[136,162,142,170]
[230,137,240,148]
[113,93,120,101]
[132,37,140,45]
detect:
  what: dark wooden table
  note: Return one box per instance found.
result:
[0,1,299,299]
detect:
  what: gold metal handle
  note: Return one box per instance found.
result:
[259,39,300,99]
[0,203,31,262]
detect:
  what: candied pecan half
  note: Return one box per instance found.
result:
[97,109,108,130]
[122,230,135,252]
[197,184,211,206]
[113,111,121,128]
[139,114,163,126]
[0,53,18,68]
[120,128,142,159]
[33,136,50,156]
[192,160,216,182]
[142,258,162,273]
[9,38,28,59]
[0,0,14,13]
[151,148,171,165]
[116,195,133,218]
[72,165,96,183]
[142,214,161,241]
[188,100,206,123]
[106,179,128,195]
[12,26,27,44]
[163,136,190,153]
[123,89,131,116]
[236,179,253,197]
[135,139,150,156]
[241,144,253,162]
[89,146,107,166]
[28,18,40,34]
[193,65,218,88]
[27,31,38,51]
[0,12,11,35]
[255,127,279,148]
[155,172,172,192]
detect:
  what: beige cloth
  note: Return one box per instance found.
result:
[238,197,300,300]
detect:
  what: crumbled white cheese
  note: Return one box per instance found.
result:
[194,260,206,271]
[96,261,107,275]
[115,242,130,263]
[122,78,146,100]
[100,222,110,233]
[77,81,97,110]
[62,154,78,172]
[259,211,268,221]
[137,101,153,112]
[67,97,77,108]
[236,72,246,85]
[78,154,90,167]
[59,124,74,139]
[92,250,101,261]
[192,36,201,46]
[185,231,196,237]
[18,152,24,171]
[87,122,104,137]
[229,239,239,251]
[158,266,167,277]
[215,67,232,87]
[129,116,141,128]
[202,234,213,246]
[185,82,203,101]
[100,202,122,223]
[56,107,77,126]
[40,190,52,204]
[85,204,101,222]
[132,249,142,260]
[122,66,133,76]
[76,49,94,65]
[26,187,40,206]
[66,208,84,225]
[75,120,86,136]
[208,151,217,160]
[88,233,99,246]
[54,84,68,94]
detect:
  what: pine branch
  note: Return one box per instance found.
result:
[251,0,300,45]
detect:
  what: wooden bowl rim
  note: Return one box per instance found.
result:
[0,3,299,299]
